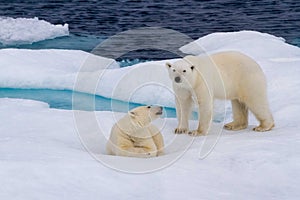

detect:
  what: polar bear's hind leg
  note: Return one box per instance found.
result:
[224,100,248,131]
[245,97,274,132]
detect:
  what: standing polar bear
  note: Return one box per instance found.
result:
[106,105,164,158]
[166,51,274,136]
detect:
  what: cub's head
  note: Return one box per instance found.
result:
[128,105,163,128]
[166,56,197,88]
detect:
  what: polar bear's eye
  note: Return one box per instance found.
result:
[147,106,151,109]
[183,70,186,73]
[173,69,176,72]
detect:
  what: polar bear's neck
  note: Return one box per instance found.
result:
[118,115,152,138]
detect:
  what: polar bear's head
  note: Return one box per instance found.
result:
[166,56,197,88]
[128,105,163,128]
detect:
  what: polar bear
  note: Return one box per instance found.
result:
[166,51,274,136]
[106,105,164,158]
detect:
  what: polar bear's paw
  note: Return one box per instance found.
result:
[224,122,248,131]
[188,129,206,137]
[253,123,275,132]
[174,128,188,134]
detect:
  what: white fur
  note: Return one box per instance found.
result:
[166,51,274,135]
[106,106,164,157]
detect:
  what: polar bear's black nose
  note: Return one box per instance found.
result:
[175,76,181,83]
[155,106,163,115]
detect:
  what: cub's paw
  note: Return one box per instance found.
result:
[188,129,206,136]
[142,152,156,158]
[174,128,188,134]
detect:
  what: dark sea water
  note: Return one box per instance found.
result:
[1,0,300,60]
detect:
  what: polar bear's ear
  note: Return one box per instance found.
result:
[128,111,136,118]
[166,62,172,68]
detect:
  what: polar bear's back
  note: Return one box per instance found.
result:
[209,51,267,99]
[211,51,263,74]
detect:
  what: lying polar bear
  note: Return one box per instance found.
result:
[106,106,164,158]
[166,51,274,136]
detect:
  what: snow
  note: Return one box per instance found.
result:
[0,30,300,199]
[0,49,119,89]
[0,17,69,45]
[180,30,300,61]
[0,97,299,199]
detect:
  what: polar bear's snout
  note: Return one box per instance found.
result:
[174,76,181,83]
[152,106,163,115]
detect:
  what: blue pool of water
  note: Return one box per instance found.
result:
[0,88,178,118]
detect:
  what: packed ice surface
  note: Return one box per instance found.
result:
[0,98,299,200]
[0,17,69,45]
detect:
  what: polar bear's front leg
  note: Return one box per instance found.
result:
[175,96,192,134]
[119,147,155,158]
[189,90,213,136]
[117,141,158,158]
[133,139,158,158]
